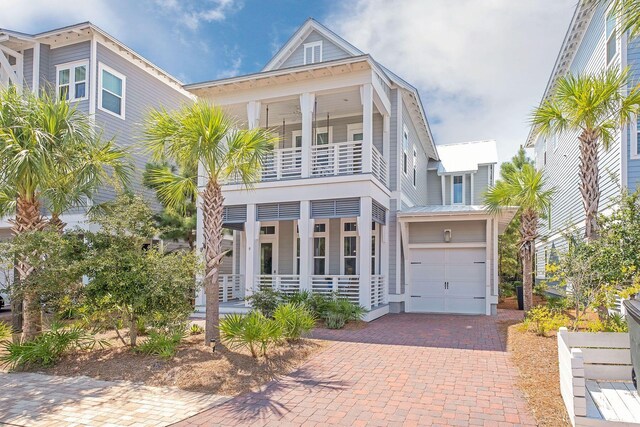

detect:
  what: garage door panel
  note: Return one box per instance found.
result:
[445,248,484,264]
[446,296,486,315]
[409,296,446,313]
[410,249,445,264]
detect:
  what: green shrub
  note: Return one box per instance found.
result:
[246,288,283,318]
[283,290,312,305]
[306,293,332,317]
[324,298,364,321]
[524,306,569,336]
[219,312,282,358]
[587,313,629,332]
[135,328,185,359]
[0,323,108,369]
[546,296,570,314]
[0,322,11,339]
[499,281,515,298]
[325,312,349,329]
[189,324,204,335]
[274,303,315,340]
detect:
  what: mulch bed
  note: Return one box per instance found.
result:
[498,311,571,427]
[20,329,327,396]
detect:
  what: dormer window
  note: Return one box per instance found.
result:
[453,175,463,204]
[56,61,88,101]
[303,41,322,65]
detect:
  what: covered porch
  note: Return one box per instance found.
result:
[196,197,390,320]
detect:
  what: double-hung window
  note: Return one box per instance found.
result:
[606,12,617,64]
[303,41,322,65]
[412,148,418,187]
[56,61,88,101]
[453,175,463,204]
[98,63,126,118]
[313,222,327,275]
[402,126,409,175]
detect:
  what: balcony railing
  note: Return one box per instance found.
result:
[257,274,301,296]
[218,274,244,302]
[370,275,385,307]
[310,275,361,305]
[223,140,388,185]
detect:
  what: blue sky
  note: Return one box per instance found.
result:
[1,0,576,164]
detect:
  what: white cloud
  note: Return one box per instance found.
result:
[154,0,241,30]
[328,0,576,164]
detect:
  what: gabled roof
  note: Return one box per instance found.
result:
[0,22,193,97]
[262,18,363,71]
[436,140,498,174]
[525,1,594,147]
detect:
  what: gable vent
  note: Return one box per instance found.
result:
[256,202,301,221]
[372,200,386,225]
[311,198,360,219]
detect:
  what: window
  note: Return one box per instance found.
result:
[371,222,379,275]
[413,148,418,187]
[98,63,125,118]
[342,221,358,275]
[313,221,328,275]
[313,126,332,145]
[453,175,463,204]
[303,41,323,65]
[347,123,364,142]
[260,226,276,235]
[551,132,558,152]
[402,127,409,175]
[632,115,640,159]
[56,61,88,101]
[606,12,617,64]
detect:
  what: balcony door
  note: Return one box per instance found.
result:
[259,224,278,275]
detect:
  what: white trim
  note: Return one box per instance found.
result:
[605,6,618,66]
[89,37,97,116]
[451,174,465,205]
[293,221,299,274]
[346,123,363,141]
[402,125,409,176]
[31,42,40,95]
[408,242,486,249]
[313,125,333,145]
[303,40,323,65]
[470,172,475,205]
[55,59,89,101]
[340,218,359,275]
[412,147,418,188]
[97,62,126,119]
[312,219,329,275]
[631,114,639,160]
[441,175,446,206]
[291,130,302,148]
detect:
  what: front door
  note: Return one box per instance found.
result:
[260,242,274,275]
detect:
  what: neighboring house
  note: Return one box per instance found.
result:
[186,19,515,319]
[0,22,194,232]
[525,1,640,284]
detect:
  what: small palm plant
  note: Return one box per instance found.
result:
[531,68,640,241]
[484,164,554,312]
[143,101,277,344]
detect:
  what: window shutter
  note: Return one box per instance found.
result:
[311,198,360,218]
[372,201,386,225]
[256,202,300,221]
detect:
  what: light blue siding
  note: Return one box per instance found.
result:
[48,41,91,113]
[23,48,33,92]
[400,99,428,205]
[279,31,351,69]
[426,169,442,205]
[627,36,640,189]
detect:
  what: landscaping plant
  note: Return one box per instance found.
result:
[0,322,11,339]
[273,303,315,341]
[135,327,186,359]
[0,323,108,369]
[322,297,365,329]
[189,324,204,335]
[219,312,282,358]
[246,288,283,318]
[523,306,569,337]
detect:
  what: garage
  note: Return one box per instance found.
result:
[408,247,486,314]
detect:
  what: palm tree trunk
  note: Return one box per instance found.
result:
[49,213,66,234]
[579,129,600,242]
[520,209,538,312]
[11,196,46,341]
[201,180,224,344]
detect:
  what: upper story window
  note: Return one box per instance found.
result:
[551,132,558,152]
[98,63,126,119]
[303,41,323,65]
[402,126,409,175]
[606,11,617,64]
[453,175,463,204]
[631,114,639,160]
[412,148,418,187]
[56,61,88,101]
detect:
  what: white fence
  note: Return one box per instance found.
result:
[370,275,385,307]
[218,274,243,302]
[557,328,637,426]
[310,275,360,304]
[256,274,301,296]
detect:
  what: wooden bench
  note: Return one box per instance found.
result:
[558,328,640,426]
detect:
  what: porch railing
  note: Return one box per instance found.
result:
[311,141,363,177]
[370,275,385,307]
[261,147,303,181]
[310,275,360,304]
[371,147,387,185]
[218,274,244,302]
[257,274,301,296]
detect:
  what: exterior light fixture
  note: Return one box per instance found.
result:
[444,229,452,243]
[210,338,216,353]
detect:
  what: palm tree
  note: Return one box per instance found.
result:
[0,88,130,340]
[598,0,640,39]
[531,68,640,241]
[484,163,555,312]
[143,101,276,343]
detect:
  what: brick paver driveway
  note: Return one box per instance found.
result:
[176,310,536,426]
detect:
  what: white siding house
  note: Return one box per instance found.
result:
[187,19,515,319]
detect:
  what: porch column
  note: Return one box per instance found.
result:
[246,101,261,130]
[382,114,390,186]
[485,219,492,315]
[298,201,312,291]
[361,83,373,174]
[244,204,259,302]
[300,93,315,178]
[380,214,390,304]
[357,197,372,310]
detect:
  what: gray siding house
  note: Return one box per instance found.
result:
[527,1,640,282]
[186,19,515,319]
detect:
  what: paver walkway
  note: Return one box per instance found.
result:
[0,372,229,426]
[176,310,536,426]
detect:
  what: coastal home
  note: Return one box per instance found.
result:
[526,1,640,286]
[187,19,515,319]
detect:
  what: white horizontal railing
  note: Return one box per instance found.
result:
[218,274,244,302]
[311,141,363,177]
[256,274,301,296]
[371,147,388,185]
[370,275,385,307]
[261,147,303,181]
[310,275,360,304]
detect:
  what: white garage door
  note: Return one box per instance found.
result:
[408,248,486,314]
